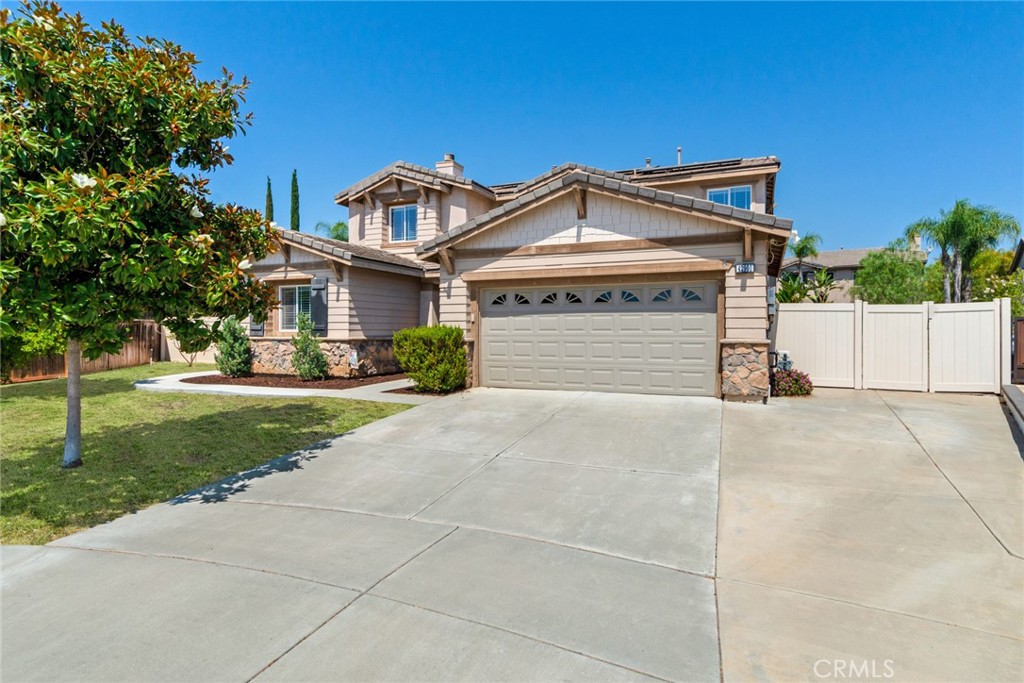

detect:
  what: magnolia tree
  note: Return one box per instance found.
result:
[0,1,277,468]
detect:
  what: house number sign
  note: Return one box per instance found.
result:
[735,262,756,274]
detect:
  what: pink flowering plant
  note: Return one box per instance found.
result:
[771,368,814,397]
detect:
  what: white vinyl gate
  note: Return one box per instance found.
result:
[773,299,1011,393]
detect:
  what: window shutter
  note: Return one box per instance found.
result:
[310,277,328,337]
[249,318,265,337]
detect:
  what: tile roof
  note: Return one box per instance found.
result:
[416,169,793,254]
[275,227,425,273]
[489,157,781,198]
[333,161,496,205]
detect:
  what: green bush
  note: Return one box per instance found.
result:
[393,325,467,393]
[0,326,67,383]
[291,313,329,380]
[771,367,814,397]
[215,316,251,377]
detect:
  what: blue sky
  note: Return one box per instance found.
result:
[61,1,1024,251]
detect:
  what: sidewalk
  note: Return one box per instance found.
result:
[134,371,436,405]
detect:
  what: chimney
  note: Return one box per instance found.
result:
[676,146,682,165]
[435,153,464,178]
[912,233,922,251]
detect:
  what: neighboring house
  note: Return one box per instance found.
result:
[249,153,794,400]
[1010,239,1024,272]
[780,237,925,303]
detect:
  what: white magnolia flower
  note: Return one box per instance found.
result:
[71,173,96,189]
[237,258,252,270]
[33,14,55,31]
[190,205,204,219]
[0,212,6,228]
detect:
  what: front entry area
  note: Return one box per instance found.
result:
[479,281,719,396]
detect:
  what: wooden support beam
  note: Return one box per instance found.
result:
[419,186,429,205]
[362,192,375,210]
[454,231,743,260]
[437,247,456,275]
[329,260,345,282]
[392,178,403,195]
[461,260,729,283]
[281,244,291,263]
[573,187,587,219]
[743,228,753,261]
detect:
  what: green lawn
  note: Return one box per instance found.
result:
[0,362,410,545]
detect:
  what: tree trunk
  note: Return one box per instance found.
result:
[62,339,83,469]
[940,252,951,303]
[953,252,963,304]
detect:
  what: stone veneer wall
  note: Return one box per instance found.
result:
[251,339,399,378]
[721,340,770,400]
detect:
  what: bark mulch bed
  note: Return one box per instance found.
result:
[183,372,407,390]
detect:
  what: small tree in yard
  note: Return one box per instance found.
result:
[215,317,252,377]
[0,1,276,468]
[851,240,927,304]
[393,326,467,393]
[290,169,300,230]
[291,313,328,380]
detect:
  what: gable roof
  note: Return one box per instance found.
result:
[333,161,496,205]
[416,169,793,257]
[489,157,781,202]
[274,227,426,277]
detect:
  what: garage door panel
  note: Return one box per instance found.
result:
[589,315,615,334]
[481,282,719,396]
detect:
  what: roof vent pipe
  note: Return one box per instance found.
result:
[644,157,652,168]
[676,146,682,165]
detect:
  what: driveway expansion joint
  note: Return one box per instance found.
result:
[248,525,461,682]
[721,576,1024,643]
[363,593,673,683]
[876,391,1024,559]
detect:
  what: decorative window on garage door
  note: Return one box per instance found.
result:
[482,284,712,312]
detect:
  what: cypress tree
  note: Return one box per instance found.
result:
[290,169,299,230]
[264,177,274,222]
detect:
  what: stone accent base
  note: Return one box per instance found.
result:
[721,340,770,400]
[251,339,398,378]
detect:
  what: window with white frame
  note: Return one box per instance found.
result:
[279,285,311,331]
[390,205,418,242]
[707,185,752,210]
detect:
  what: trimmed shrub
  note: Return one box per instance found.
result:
[215,316,252,377]
[772,367,813,397]
[291,313,329,380]
[393,325,467,393]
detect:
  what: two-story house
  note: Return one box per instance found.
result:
[248,153,794,399]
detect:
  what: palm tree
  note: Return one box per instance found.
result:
[906,200,1019,303]
[788,232,822,282]
[315,220,348,242]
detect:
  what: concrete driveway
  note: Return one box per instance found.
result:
[2,387,1022,682]
[2,389,723,682]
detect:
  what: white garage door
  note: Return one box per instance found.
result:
[480,282,719,395]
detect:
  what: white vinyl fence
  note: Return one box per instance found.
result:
[773,299,1011,394]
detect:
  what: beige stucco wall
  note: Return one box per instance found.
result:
[438,192,770,341]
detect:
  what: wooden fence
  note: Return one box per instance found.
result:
[8,320,165,383]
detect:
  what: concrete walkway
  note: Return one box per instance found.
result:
[2,387,1021,682]
[134,370,436,405]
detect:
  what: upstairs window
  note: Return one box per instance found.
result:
[707,186,752,210]
[279,285,311,331]
[390,205,418,242]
